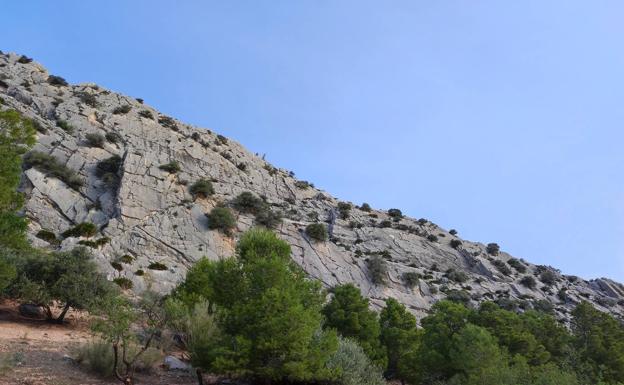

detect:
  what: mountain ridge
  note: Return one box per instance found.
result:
[1,51,622,322]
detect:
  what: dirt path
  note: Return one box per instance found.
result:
[0,303,198,385]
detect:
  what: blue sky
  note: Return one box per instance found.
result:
[3,1,623,281]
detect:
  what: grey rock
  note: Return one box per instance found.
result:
[18,303,44,319]
[1,51,623,322]
[163,355,190,371]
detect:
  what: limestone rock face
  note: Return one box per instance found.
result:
[1,52,622,321]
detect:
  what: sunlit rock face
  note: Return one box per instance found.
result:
[2,51,622,322]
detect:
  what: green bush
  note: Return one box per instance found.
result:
[206,207,236,234]
[85,133,105,148]
[367,256,388,285]
[112,105,131,115]
[337,202,352,220]
[95,155,122,178]
[326,338,386,385]
[105,132,123,143]
[158,115,177,130]
[47,75,68,86]
[449,229,458,235]
[255,208,283,228]
[323,284,386,368]
[73,339,116,377]
[445,269,468,283]
[306,223,327,241]
[388,208,403,218]
[23,151,83,189]
[520,275,537,289]
[295,180,313,189]
[175,228,337,383]
[379,220,392,228]
[507,258,526,273]
[159,161,181,173]
[119,255,133,264]
[78,240,98,248]
[491,259,512,276]
[12,247,114,323]
[110,261,123,271]
[35,229,59,245]
[95,155,123,188]
[56,119,74,134]
[94,237,111,247]
[76,92,98,107]
[232,191,265,214]
[73,339,162,377]
[0,257,16,294]
[113,277,133,290]
[539,270,556,285]
[0,110,35,287]
[138,110,154,119]
[380,298,418,383]
[165,299,217,359]
[402,271,420,288]
[486,242,500,255]
[427,234,439,242]
[30,120,46,134]
[148,262,168,271]
[17,55,33,64]
[61,222,97,238]
[360,203,372,212]
[88,293,170,385]
[189,179,214,198]
[216,134,228,145]
[446,289,471,304]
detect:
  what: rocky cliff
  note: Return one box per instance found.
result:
[1,51,622,322]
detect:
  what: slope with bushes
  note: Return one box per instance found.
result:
[0,51,622,323]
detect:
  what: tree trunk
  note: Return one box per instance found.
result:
[54,303,71,323]
[196,368,204,385]
[43,305,53,321]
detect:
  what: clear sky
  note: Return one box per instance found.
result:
[2,1,623,281]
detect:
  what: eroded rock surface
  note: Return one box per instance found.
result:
[1,52,622,321]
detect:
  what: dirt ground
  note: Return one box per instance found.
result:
[0,302,200,385]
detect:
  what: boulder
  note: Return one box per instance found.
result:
[18,303,44,319]
[163,355,190,371]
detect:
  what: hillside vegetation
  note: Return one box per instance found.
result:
[1,52,624,384]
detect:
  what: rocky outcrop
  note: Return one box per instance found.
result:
[1,51,622,322]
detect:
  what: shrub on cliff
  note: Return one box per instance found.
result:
[486,242,500,255]
[306,223,327,241]
[85,133,105,148]
[367,256,388,285]
[159,161,181,173]
[189,179,214,198]
[520,275,537,289]
[337,202,352,220]
[47,75,68,86]
[388,208,403,219]
[23,151,83,190]
[360,203,372,212]
[205,207,236,234]
[232,191,264,214]
[62,222,98,238]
